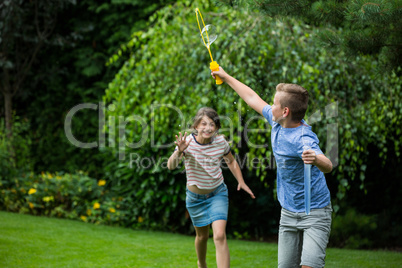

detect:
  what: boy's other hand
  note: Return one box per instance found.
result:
[302,149,316,165]
[211,66,230,83]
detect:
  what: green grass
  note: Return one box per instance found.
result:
[0,211,400,267]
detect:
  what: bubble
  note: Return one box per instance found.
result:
[200,24,217,48]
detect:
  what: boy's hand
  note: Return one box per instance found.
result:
[175,132,191,153]
[302,149,316,165]
[211,66,230,83]
[237,183,256,199]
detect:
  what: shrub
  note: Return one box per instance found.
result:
[329,208,377,249]
[0,171,131,226]
[0,116,32,179]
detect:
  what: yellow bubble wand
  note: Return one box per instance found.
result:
[195,8,223,85]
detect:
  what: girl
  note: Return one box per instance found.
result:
[168,107,255,268]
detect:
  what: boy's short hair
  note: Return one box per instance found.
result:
[276,83,309,122]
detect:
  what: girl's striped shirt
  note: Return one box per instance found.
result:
[177,133,231,189]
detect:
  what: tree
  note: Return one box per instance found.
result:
[217,0,402,72]
[1,0,174,175]
[0,0,72,136]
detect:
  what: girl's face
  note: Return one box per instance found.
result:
[195,115,217,141]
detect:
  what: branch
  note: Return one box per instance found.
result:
[35,0,55,40]
[15,0,57,95]
[361,2,380,14]
[14,41,43,96]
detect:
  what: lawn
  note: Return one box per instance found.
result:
[0,211,400,267]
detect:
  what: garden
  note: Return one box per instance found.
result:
[1,0,401,267]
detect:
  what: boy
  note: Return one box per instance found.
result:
[212,67,333,268]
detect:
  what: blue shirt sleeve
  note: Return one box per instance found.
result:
[299,124,323,157]
[262,105,274,126]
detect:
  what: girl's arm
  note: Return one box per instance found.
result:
[167,132,191,170]
[167,150,183,170]
[224,152,255,199]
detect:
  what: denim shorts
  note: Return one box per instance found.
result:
[186,183,229,227]
[278,204,332,268]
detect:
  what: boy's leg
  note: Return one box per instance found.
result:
[195,225,210,268]
[300,205,332,268]
[211,220,230,268]
[278,208,302,268]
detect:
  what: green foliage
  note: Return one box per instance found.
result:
[219,0,402,72]
[18,0,175,177]
[331,68,401,204]
[0,171,134,226]
[0,0,73,137]
[330,208,378,249]
[102,153,188,231]
[0,116,32,179]
[103,0,401,240]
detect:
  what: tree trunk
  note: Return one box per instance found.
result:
[3,89,15,162]
[4,90,13,138]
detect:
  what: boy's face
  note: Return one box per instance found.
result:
[272,92,287,123]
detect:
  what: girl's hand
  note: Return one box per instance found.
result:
[237,183,256,199]
[175,132,191,153]
[302,149,316,165]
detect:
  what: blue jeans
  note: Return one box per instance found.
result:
[278,204,332,268]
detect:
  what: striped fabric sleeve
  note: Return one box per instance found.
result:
[223,139,231,156]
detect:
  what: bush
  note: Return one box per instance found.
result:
[0,171,133,227]
[329,208,377,249]
[0,116,32,179]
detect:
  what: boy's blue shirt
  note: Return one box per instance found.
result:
[262,104,331,212]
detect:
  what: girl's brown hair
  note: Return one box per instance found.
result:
[276,83,309,122]
[191,107,221,131]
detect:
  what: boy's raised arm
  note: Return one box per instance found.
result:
[212,67,268,116]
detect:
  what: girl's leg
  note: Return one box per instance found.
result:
[211,220,230,268]
[194,225,210,268]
